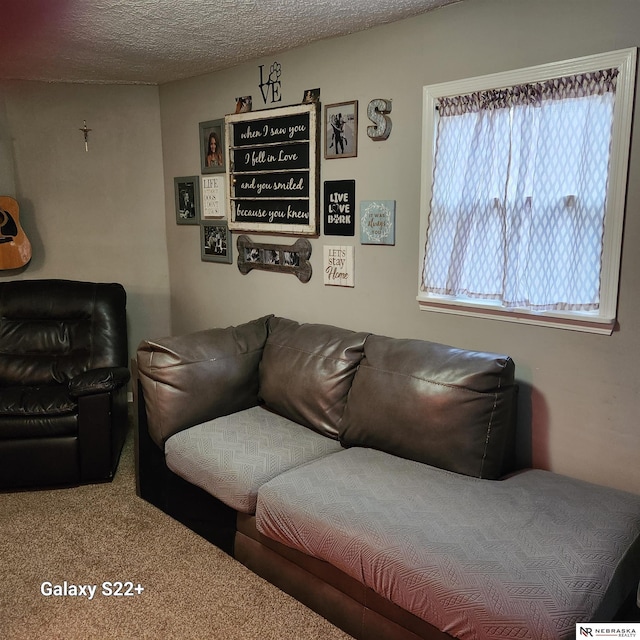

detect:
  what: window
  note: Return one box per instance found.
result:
[418,49,636,334]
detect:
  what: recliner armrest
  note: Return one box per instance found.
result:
[68,366,131,397]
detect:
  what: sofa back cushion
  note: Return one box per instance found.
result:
[340,334,517,479]
[137,315,271,448]
[259,317,369,439]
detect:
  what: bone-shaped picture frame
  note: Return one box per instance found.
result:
[236,235,312,283]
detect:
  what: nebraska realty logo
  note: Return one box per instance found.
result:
[577,624,640,638]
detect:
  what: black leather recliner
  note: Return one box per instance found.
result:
[0,279,130,489]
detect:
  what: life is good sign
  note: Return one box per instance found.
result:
[226,102,320,236]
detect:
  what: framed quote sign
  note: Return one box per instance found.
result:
[225,102,320,236]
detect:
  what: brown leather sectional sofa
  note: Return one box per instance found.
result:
[134,315,640,640]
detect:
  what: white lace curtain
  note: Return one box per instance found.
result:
[421,69,618,311]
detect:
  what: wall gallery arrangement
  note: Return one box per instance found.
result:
[175,66,394,284]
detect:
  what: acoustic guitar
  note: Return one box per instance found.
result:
[0,196,32,269]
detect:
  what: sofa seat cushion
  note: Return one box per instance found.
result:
[0,385,78,438]
[164,405,343,514]
[255,447,640,640]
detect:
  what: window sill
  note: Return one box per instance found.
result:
[417,295,615,335]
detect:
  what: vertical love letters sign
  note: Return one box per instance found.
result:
[324,180,355,236]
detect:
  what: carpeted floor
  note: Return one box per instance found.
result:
[0,428,353,640]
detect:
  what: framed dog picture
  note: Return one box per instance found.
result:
[325,101,358,159]
[199,119,226,174]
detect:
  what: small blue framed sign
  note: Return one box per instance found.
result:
[360,200,396,245]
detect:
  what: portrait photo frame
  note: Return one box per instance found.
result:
[201,221,232,263]
[199,119,226,174]
[325,100,358,159]
[174,176,201,225]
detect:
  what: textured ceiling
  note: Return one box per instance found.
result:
[0,0,462,85]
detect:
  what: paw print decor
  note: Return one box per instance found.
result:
[259,61,283,104]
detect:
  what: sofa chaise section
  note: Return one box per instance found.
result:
[253,447,640,640]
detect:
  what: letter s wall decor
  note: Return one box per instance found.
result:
[366,99,392,141]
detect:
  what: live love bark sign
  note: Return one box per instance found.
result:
[225,102,320,236]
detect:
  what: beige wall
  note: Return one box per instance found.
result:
[159,0,640,494]
[0,81,171,359]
